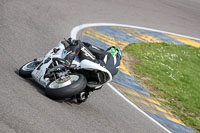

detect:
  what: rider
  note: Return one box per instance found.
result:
[61,38,122,103]
[62,38,122,78]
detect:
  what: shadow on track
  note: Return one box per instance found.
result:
[14,69,83,105]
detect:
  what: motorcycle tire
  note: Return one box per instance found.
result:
[45,73,87,100]
[19,61,38,78]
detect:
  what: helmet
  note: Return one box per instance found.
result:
[107,46,122,59]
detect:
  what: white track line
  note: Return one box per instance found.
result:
[107,83,171,133]
[71,23,200,133]
[71,23,200,41]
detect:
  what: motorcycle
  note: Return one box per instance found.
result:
[19,40,112,103]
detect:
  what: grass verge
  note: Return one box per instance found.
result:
[123,42,200,132]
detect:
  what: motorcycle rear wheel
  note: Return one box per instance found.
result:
[45,73,87,99]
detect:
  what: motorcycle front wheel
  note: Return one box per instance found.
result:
[45,73,87,100]
[19,61,39,78]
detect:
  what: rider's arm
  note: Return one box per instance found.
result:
[83,42,107,60]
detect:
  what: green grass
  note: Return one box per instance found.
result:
[124,42,200,132]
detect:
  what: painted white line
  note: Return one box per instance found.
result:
[107,83,171,133]
[71,23,200,41]
[70,23,200,133]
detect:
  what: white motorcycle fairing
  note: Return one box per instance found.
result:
[31,41,112,89]
[31,42,68,87]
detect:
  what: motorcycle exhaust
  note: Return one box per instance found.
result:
[79,92,86,100]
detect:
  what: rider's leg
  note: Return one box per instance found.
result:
[64,39,103,66]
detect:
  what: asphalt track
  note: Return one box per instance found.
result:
[0,0,200,133]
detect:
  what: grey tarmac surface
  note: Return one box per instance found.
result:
[0,0,199,132]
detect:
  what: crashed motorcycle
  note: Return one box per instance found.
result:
[19,40,112,103]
